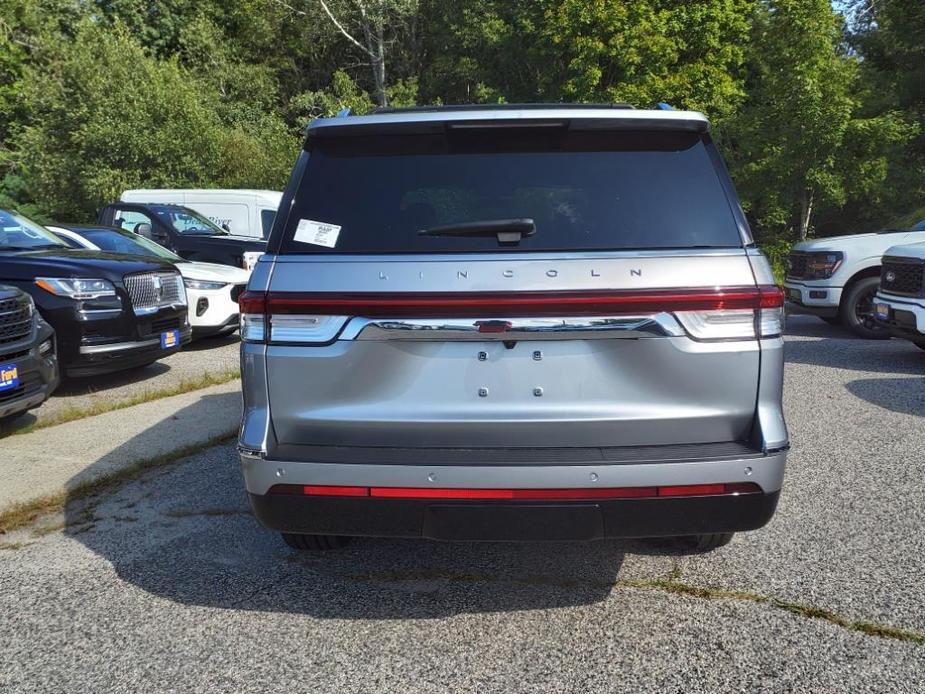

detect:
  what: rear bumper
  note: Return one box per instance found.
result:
[241,450,786,540]
[249,489,781,541]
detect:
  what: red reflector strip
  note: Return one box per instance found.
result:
[243,286,783,318]
[657,483,727,497]
[302,485,369,497]
[289,482,763,500]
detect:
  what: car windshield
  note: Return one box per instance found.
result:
[77,227,185,262]
[0,209,69,251]
[150,205,228,236]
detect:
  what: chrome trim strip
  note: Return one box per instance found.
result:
[341,313,685,341]
[78,308,123,316]
[78,338,160,354]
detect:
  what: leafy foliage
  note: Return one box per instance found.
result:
[0,0,922,239]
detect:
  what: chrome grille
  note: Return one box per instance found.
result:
[880,257,924,297]
[0,294,33,346]
[123,271,185,315]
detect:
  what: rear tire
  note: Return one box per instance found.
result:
[282,533,351,551]
[839,276,890,339]
[677,532,735,552]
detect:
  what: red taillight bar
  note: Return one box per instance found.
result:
[240,286,783,318]
[268,482,762,500]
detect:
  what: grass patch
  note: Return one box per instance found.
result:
[0,431,235,534]
[5,367,240,437]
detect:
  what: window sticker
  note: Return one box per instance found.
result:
[294,219,341,248]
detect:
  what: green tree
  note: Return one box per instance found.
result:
[420,0,754,119]
[14,21,296,220]
[726,0,869,239]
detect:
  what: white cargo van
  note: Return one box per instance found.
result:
[120,189,282,239]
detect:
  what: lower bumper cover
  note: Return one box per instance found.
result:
[0,352,59,420]
[249,490,781,541]
[783,283,841,316]
[69,328,192,377]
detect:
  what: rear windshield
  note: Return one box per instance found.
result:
[278,129,743,254]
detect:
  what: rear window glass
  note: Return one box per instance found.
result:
[278,129,742,254]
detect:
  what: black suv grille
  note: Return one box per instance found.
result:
[880,257,924,297]
[0,295,33,347]
[151,316,181,334]
[785,252,808,280]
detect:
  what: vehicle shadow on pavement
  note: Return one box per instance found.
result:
[60,393,694,619]
[845,377,925,417]
[784,337,925,374]
[784,315,853,339]
[57,361,173,396]
[182,332,240,352]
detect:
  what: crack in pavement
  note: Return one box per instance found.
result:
[289,563,925,646]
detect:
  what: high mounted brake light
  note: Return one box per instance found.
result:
[238,286,785,343]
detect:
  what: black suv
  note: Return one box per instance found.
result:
[0,284,59,421]
[0,208,191,377]
[99,202,265,269]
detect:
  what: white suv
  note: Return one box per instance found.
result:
[784,220,925,338]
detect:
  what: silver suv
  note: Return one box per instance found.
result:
[238,105,788,552]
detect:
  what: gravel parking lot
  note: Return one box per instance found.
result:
[2,315,924,693]
[0,334,240,435]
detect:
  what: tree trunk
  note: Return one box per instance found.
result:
[357,4,387,107]
[798,188,815,241]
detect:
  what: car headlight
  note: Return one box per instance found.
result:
[35,277,117,300]
[184,278,228,291]
[805,252,844,279]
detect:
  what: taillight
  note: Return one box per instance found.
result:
[239,291,267,343]
[675,285,783,340]
[239,285,784,343]
[239,290,348,344]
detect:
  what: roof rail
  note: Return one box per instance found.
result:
[371,103,635,115]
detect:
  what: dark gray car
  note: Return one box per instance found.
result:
[0,284,59,421]
[238,104,789,551]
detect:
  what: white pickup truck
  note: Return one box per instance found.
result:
[783,219,925,338]
[872,242,925,350]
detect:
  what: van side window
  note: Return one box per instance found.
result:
[261,209,276,239]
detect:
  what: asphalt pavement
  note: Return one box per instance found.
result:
[1,315,924,693]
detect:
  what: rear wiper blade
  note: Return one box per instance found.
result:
[418,218,536,245]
